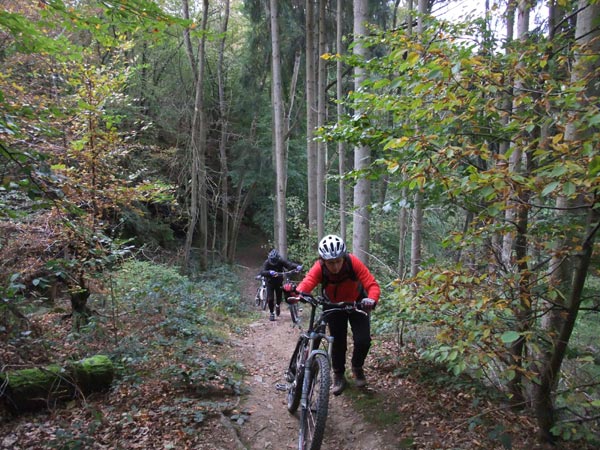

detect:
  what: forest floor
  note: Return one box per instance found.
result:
[0,227,590,449]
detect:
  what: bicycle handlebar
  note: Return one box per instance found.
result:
[272,268,302,276]
[285,292,368,316]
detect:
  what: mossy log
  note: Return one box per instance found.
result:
[0,355,114,412]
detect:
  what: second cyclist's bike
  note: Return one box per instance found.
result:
[254,275,268,310]
[271,268,303,322]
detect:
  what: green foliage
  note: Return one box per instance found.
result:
[286,196,318,265]
[0,8,76,59]
[87,260,248,396]
[323,12,600,434]
[1,1,184,308]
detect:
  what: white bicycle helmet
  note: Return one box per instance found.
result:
[318,234,346,260]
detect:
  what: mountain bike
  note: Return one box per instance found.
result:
[284,292,367,450]
[270,268,303,323]
[254,275,268,310]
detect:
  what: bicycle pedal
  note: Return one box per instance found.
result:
[275,383,288,391]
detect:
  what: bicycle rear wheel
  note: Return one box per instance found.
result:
[287,338,308,414]
[298,352,330,450]
[254,287,261,307]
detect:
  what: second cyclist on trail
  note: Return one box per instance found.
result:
[260,249,302,321]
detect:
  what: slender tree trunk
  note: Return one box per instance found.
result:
[182,0,197,83]
[306,0,318,232]
[397,0,413,279]
[489,0,515,274]
[397,185,408,278]
[501,0,528,268]
[317,0,327,239]
[286,51,301,149]
[336,0,347,242]
[183,0,210,272]
[269,0,287,255]
[533,1,600,441]
[352,0,371,264]
[410,190,423,277]
[500,0,532,407]
[408,0,428,276]
[217,0,231,262]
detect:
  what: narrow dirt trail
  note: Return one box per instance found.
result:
[231,309,390,450]
[233,235,391,450]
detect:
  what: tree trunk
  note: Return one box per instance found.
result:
[352,0,371,264]
[183,0,210,272]
[410,190,423,277]
[501,0,532,407]
[316,0,327,239]
[182,0,197,83]
[398,1,413,279]
[1,355,114,413]
[501,0,527,268]
[489,0,515,275]
[408,0,428,277]
[306,0,318,232]
[217,0,231,262]
[336,0,347,242]
[269,0,288,255]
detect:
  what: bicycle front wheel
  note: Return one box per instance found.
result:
[289,303,300,324]
[298,352,330,450]
[287,338,307,414]
[254,288,261,307]
[259,287,268,310]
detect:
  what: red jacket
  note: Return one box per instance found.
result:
[296,253,380,304]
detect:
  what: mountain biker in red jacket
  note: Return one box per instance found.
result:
[284,234,380,395]
[260,249,302,322]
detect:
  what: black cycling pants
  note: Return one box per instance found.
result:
[266,283,283,313]
[326,309,371,374]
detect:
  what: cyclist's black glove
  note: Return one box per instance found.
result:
[360,298,376,313]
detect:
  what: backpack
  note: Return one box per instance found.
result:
[319,254,367,300]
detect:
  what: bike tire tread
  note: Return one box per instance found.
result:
[299,353,330,450]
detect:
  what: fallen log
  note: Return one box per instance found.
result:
[0,355,114,412]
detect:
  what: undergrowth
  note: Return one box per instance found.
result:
[1,259,252,449]
[100,260,249,388]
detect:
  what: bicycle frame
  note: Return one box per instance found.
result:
[297,295,362,360]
